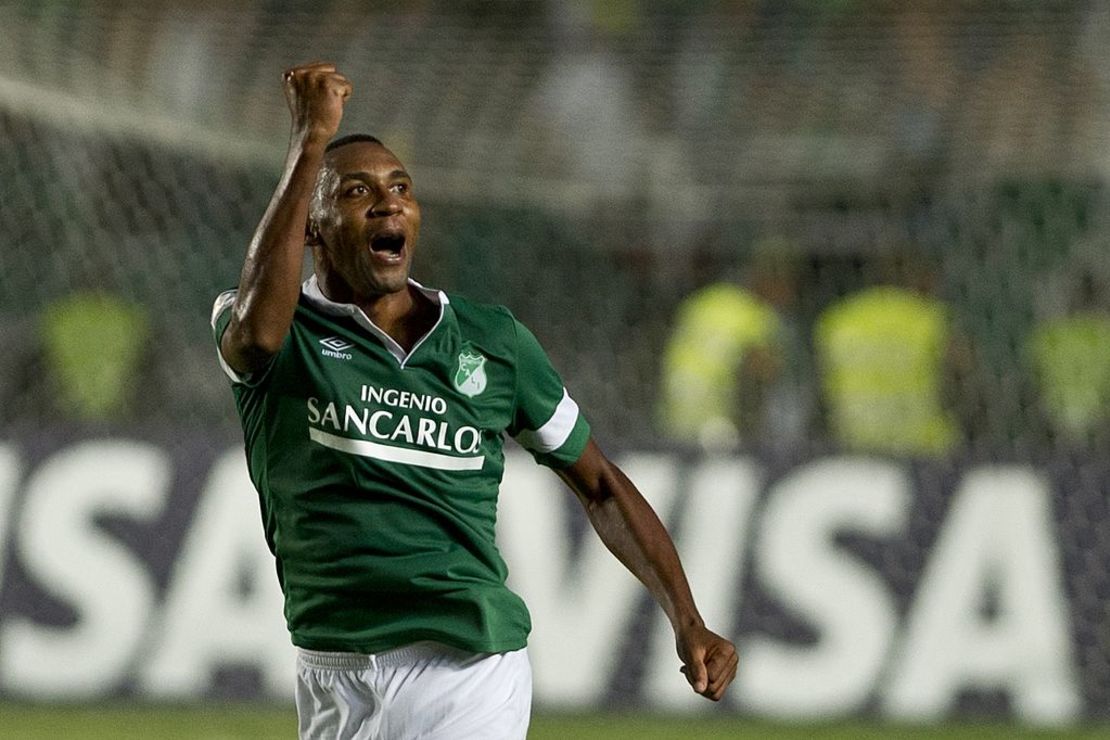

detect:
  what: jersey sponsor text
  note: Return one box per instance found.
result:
[359,384,449,415]
[307,393,483,462]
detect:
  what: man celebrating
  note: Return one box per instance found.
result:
[212,62,736,739]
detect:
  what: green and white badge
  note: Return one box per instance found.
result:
[454,349,487,397]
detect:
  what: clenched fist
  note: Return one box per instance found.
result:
[282,62,352,145]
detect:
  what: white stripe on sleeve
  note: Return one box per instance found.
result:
[515,389,580,454]
[211,290,248,384]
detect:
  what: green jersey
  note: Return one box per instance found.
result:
[211,276,590,655]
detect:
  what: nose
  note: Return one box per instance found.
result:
[369,192,402,217]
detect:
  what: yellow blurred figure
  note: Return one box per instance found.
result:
[1028,314,1110,444]
[658,283,781,450]
[659,237,811,452]
[815,285,958,457]
[1026,258,1110,449]
[41,291,150,421]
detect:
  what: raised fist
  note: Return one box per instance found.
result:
[282,62,352,144]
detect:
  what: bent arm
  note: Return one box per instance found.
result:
[556,438,738,700]
[558,439,701,630]
[220,137,326,375]
[220,63,350,376]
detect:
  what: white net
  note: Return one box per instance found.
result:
[2,1,1106,449]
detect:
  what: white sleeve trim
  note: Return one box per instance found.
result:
[211,290,250,384]
[515,388,580,454]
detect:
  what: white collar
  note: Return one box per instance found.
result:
[301,274,449,366]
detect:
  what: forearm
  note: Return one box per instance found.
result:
[223,134,325,373]
[564,447,703,632]
[563,441,738,700]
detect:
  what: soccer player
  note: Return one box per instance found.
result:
[212,62,737,739]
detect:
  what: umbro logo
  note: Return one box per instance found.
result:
[320,336,355,360]
[320,337,354,352]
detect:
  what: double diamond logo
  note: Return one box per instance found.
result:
[320,337,354,352]
[319,336,355,359]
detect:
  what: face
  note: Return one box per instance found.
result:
[310,141,421,300]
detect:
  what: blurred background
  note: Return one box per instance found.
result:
[2,0,1110,737]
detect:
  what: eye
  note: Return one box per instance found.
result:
[343,183,369,197]
[390,182,409,195]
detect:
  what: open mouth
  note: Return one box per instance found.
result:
[369,232,406,257]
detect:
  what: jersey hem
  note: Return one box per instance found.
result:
[290,632,529,657]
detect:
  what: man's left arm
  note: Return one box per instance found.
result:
[555,438,739,701]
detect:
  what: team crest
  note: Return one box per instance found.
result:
[454,350,487,397]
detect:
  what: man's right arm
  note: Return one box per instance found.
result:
[220,62,351,376]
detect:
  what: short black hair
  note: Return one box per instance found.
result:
[326,133,384,153]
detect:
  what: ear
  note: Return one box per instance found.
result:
[305,218,321,247]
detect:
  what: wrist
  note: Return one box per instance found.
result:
[671,609,705,635]
[289,126,334,154]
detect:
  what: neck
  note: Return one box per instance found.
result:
[317,273,437,353]
[360,287,427,352]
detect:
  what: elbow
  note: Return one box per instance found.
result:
[225,317,284,357]
[222,316,286,373]
[228,300,289,356]
[563,440,621,507]
[580,464,621,512]
[235,324,287,358]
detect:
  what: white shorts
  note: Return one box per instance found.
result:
[295,641,532,740]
